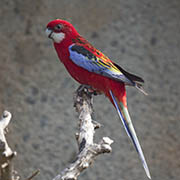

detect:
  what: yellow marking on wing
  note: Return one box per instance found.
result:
[77,40,123,75]
[95,53,123,75]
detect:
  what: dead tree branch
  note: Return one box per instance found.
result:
[0,111,39,180]
[0,110,17,180]
[53,85,114,180]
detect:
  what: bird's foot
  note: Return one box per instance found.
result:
[77,85,102,96]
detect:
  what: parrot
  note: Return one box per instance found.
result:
[45,19,151,179]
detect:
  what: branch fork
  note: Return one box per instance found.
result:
[53,85,114,180]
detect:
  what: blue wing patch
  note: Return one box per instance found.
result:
[69,44,134,85]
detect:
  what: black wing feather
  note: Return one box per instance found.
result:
[114,63,144,84]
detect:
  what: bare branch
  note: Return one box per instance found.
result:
[0,110,39,180]
[24,169,40,180]
[0,110,17,180]
[53,85,114,180]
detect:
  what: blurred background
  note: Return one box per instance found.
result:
[0,0,180,179]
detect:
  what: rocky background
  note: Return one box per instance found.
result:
[0,0,180,180]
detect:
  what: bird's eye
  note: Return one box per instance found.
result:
[55,24,62,31]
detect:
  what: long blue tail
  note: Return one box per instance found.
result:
[109,90,151,179]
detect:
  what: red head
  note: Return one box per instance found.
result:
[46,19,79,44]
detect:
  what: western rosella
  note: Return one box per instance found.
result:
[45,19,151,179]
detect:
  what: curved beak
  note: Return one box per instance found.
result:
[45,28,53,39]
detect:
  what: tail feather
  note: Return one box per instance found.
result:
[109,90,151,179]
[135,83,148,96]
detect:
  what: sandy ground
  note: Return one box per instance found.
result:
[0,0,180,180]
